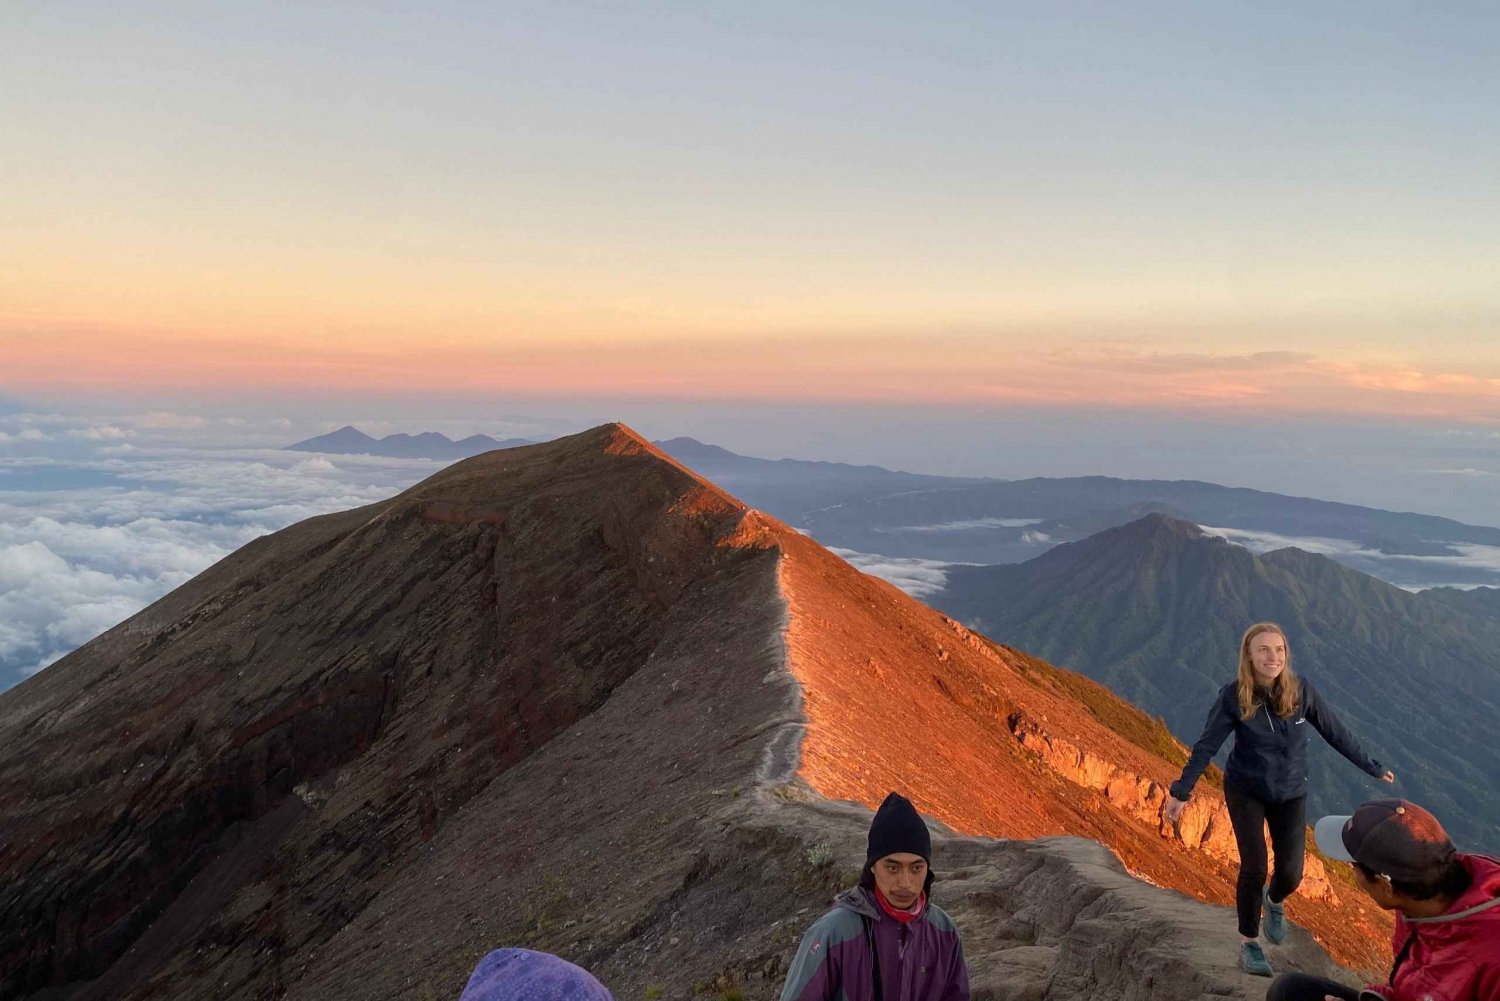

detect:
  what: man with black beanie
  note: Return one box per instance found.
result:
[779,792,970,1000]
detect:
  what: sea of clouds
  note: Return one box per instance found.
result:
[0,411,476,693]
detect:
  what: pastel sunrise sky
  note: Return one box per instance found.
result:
[5,2,1498,420]
[6,2,1500,694]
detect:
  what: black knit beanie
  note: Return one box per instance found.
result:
[866,792,931,865]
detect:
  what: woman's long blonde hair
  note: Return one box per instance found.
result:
[1237,621,1300,720]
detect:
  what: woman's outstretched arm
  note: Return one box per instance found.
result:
[1303,680,1393,781]
[1168,686,1237,804]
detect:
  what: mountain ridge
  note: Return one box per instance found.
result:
[1,427,1389,999]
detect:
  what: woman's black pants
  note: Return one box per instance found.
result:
[1266,972,1361,1000]
[1223,779,1306,939]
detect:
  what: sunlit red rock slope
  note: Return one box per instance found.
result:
[774,504,1392,974]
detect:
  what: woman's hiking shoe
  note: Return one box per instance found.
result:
[1240,941,1273,977]
[1263,886,1288,944]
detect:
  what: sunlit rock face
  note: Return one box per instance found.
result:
[776,528,1383,976]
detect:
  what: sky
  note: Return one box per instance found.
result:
[4,2,1499,418]
[5,4,1500,692]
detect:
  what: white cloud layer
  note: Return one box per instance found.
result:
[1199,526,1385,559]
[0,417,446,689]
[828,547,963,599]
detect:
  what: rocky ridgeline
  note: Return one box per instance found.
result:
[586,790,1356,1001]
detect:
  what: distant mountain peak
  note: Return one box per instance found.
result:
[1056,513,1213,555]
[284,426,534,460]
[306,425,377,444]
[651,437,740,460]
[1120,512,1207,538]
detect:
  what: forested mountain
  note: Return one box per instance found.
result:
[937,514,1500,851]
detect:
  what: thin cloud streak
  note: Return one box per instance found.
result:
[7,333,1500,423]
[1201,525,1500,586]
[886,517,1044,532]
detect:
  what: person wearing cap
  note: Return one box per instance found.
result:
[779,791,970,1001]
[457,947,614,1000]
[1265,799,1500,1001]
[1162,622,1395,977]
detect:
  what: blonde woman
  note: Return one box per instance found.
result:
[1163,622,1395,977]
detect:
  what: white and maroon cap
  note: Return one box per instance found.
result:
[1313,798,1456,882]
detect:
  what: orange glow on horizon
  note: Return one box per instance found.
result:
[4,322,1500,423]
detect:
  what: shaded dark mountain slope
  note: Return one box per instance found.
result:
[937,514,1500,851]
[0,426,782,999]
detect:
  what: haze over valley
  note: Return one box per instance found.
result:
[7,412,1500,695]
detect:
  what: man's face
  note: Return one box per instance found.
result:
[1353,865,1398,909]
[872,852,927,908]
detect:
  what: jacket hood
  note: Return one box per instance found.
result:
[833,884,881,920]
[1404,854,1500,933]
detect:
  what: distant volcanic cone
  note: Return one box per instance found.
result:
[0,425,1386,1001]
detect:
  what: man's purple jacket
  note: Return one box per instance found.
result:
[458,948,614,1001]
[780,885,970,1001]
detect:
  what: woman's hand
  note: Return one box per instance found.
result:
[1379,770,1395,784]
[1163,797,1188,823]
